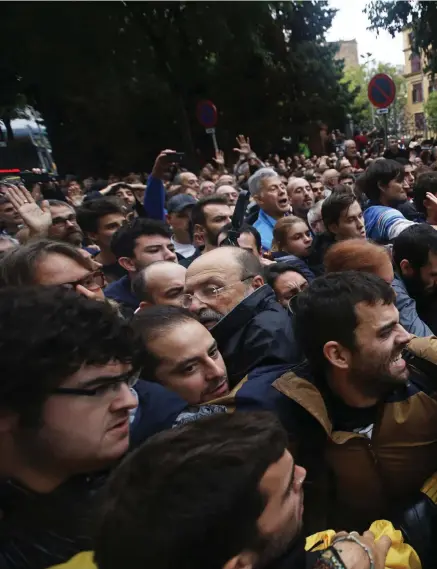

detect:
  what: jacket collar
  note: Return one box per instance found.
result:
[211,285,277,341]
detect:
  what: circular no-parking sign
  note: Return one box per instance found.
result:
[367,74,396,109]
[196,100,218,128]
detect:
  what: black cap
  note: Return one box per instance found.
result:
[167,194,197,214]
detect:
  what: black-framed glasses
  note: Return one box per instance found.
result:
[182,275,256,308]
[50,371,140,398]
[61,270,106,292]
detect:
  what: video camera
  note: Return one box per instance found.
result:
[220,189,251,247]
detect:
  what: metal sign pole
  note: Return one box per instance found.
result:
[384,114,388,148]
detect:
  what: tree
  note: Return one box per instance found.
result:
[1,2,356,175]
[425,92,437,133]
[341,61,408,135]
[365,1,437,74]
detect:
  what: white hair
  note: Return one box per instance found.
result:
[247,168,278,197]
[307,199,324,233]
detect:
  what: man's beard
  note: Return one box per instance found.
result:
[64,230,84,246]
[348,348,409,399]
[403,271,437,300]
[253,517,304,569]
[205,227,220,247]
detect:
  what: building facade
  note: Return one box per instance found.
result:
[403,29,437,136]
[334,39,359,70]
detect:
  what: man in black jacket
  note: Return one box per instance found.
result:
[0,286,189,569]
[184,247,303,385]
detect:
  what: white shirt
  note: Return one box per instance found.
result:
[172,237,196,258]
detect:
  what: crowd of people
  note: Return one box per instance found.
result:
[2,131,437,569]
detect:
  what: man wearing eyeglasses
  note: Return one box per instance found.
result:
[185,246,303,386]
[0,286,189,569]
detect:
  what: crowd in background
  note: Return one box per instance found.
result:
[2,128,437,569]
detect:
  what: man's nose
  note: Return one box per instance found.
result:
[205,357,225,381]
[111,382,138,411]
[65,219,76,228]
[164,248,177,262]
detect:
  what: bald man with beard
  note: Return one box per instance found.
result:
[287,178,315,222]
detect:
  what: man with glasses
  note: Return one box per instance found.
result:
[0,239,107,301]
[4,184,84,246]
[184,246,302,385]
[0,286,189,569]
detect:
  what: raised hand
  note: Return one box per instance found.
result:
[212,150,225,167]
[5,184,52,237]
[233,135,252,158]
[152,149,177,179]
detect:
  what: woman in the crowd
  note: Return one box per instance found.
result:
[271,216,313,260]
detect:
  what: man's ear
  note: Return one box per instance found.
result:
[327,222,338,237]
[399,259,414,277]
[253,194,263,208]
[222,551,257,569]
[251,275,264,290]
[323,341,351,371]
[139,300,152,310]
[118,256,136,273]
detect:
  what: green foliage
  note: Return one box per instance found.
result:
[425,92,437,132]
[365,0,437,74]
[0,1,356,175]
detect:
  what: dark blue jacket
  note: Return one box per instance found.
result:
[211,285,304,386]
[104,275,138,316]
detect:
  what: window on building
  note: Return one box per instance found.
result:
[415,112,425,130]
[411,54,422,73]
[412,82,423,103]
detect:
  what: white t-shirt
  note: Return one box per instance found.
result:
[172,237,196,258]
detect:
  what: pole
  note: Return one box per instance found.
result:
[210,129,219,153]
[384,113,388,148]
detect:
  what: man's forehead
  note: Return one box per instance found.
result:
[204,203,231,217]
[354,300,397,328]
[135,234,171,246]
[50,204,74,215]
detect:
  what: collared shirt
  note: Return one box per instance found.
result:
[253,209,277,251]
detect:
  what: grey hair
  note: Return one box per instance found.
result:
[307,200,324,233]
[247,168,278,197]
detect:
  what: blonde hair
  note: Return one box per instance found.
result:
[271,216,309,253]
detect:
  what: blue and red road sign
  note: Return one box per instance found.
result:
[367,74,396,109]
[196,100,218,128]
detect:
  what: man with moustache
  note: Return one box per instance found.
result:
[183,247,302,386]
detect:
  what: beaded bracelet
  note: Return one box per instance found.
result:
[332,535,375,569]
[313,547,348,569]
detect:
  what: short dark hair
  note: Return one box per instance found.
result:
[264,262,308,290]
[191,195,228,228]
[131,305,196,380]
[218,222,262,253]
[413,172,437,214]
[361,159,404,202]
[392,224,437,271]
[294,271,395,372]
[76,198,125,234]
[339,172,355,183]
[0,286,142,426]
[110,218,171,259]
[0,239,93,287]
[322,190,357,234]
[107,183,133,196]
[94,412,288,569]
[231,247,264,280]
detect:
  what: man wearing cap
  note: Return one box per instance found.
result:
[166,194,197,260]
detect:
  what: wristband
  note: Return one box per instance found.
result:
[313,547,347,569]
[333,535,375,569]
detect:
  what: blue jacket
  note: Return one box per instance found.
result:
[391,275,433,337]
[143,175,166,221]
